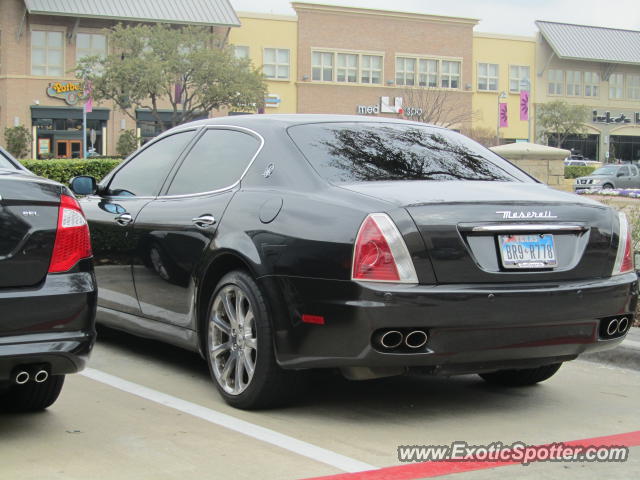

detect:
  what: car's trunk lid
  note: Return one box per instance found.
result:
[0,172,61,288]
[341,181,616,284]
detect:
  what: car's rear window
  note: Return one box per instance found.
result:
[288,122,531,184]
[0,152,17,170]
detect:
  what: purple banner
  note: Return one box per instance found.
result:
[84,80,93,113]
[499,102,508,128]
[520,91,529,121]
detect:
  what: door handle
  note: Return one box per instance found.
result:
[192,214,217,229]
[115,212,133,226]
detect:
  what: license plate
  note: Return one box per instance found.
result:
[498,234,557,269]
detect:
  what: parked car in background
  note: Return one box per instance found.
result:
[564,159,601,167]
[70,115,637,409]
[574,164,640,191]
[0,146,96,412]
[563,154,600,167]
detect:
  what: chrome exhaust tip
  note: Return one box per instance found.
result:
[380,330,403,349]
[34,370,49,383]
[606,319,619,336]
[618,317,629,334]
[405,330,428,349]
[15,371,30,385]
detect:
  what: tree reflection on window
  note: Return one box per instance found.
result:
[289,124,522,184]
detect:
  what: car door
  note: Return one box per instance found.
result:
[616,165,631,188]
[81,129,197,315]
[131,126,263,328]
[629,165,640,188]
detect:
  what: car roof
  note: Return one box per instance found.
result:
[162,114,443,137]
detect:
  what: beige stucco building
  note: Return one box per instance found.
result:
[534,21,640,162]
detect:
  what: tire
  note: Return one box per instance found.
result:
[0,375,65,412]
[205,270,298,409]
[479,363,562,387]
[602,183,614,190]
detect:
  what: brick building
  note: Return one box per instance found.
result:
[292,3,476,123]
[0,0,238,158]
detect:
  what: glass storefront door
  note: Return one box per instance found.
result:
[55,140,82,158]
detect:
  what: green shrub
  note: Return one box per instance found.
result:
[20,158,122,185]
[564,165,597,179]
[116,129,140,157]
[4,126,32,158]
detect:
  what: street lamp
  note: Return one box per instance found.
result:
[496,91,507,144]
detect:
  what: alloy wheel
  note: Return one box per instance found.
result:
[208,285,258,395]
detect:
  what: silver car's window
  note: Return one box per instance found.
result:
[631,166,639,176]
[619,166,630,176]
[592,166,618,176]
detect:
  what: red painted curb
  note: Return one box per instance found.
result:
[301,431,640,480]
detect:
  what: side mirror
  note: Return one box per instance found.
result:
[70,176,98,195]
[617,172,625,177]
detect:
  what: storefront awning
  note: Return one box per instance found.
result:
[31,106,110,121]
[23,0,240,27]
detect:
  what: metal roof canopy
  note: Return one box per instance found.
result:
[23,0,240,27]
[536,20,640,66]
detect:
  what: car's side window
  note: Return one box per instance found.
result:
[107,130,195,197]
[619,166,630,176]
[165,129,260,196]
[631,166,639,176]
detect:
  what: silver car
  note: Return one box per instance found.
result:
[574,164,640,191]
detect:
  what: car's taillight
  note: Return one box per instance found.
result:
[351,213,418,283]
[613,212,634,276]
[48,194,92,273]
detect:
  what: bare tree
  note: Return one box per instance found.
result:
[460,126,501,148]
[401,86,477,129]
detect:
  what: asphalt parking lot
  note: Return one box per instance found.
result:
[2,327,639,480]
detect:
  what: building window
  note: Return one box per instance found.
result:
[312,51,334,81]
[547,69,564,95]
[477,63,498,91]
[566,71,582,96]
[234,46,249,59]
[396,57,416,86]
[396,57,460,89]
[627,75,640,100]
[31,30,64,76]
[263,48,290,80]
[441,61,460,89]
[76,33,106,63]
[418,59,438,87]
[361,55,382,84]
[509,65,530,92]
[336,53,358,83]
[609,73,624,99]
[584,72,600,97]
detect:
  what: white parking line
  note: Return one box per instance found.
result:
[80,368,376,474]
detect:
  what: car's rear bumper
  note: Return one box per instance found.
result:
[0,265,97,382]
[266,273,638,371]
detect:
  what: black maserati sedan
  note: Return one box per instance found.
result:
[0,147,96,411]
[69,115,637,409]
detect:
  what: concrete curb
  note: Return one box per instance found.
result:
[582,328,640,371]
